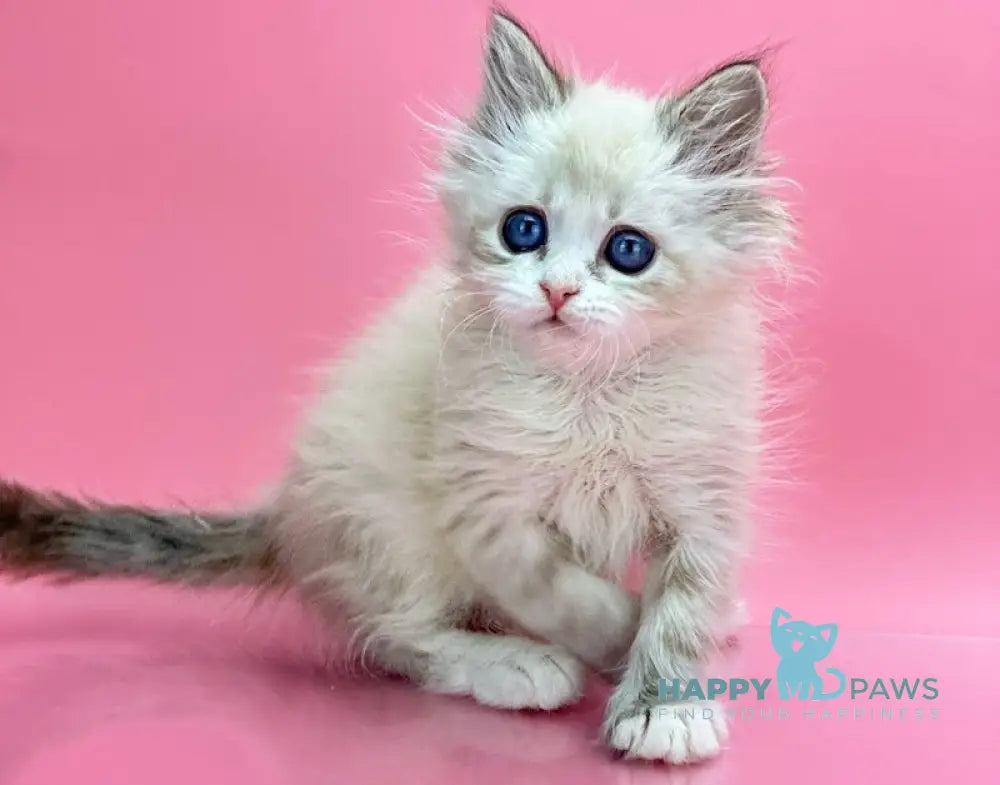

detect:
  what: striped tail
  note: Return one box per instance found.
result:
[0,480,280,586]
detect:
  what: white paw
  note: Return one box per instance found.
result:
[468,643,585,710]
[605,700,728,763]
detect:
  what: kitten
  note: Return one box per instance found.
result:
[0,10,790,764]
[771,608,846,700]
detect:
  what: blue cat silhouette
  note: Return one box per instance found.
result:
[770,607,846,700]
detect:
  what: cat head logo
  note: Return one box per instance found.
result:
[770,607,847,701]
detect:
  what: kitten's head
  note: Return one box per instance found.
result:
[435,10,790,370]
[770,608,838,661]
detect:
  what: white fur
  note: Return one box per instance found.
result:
[608,701,729,763]
[417,633,585,710]
[266,12,790,764]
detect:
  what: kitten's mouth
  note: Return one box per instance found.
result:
[791,640,803,652]
[533,315,577,334]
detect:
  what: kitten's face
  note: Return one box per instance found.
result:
[436,13,788,371]
[454,85,693,364]
[772,620,838,661]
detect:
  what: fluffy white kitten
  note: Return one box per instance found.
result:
[0,10,790,764]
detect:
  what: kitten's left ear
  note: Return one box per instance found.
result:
[661,60,769,175]
[473,10,567,140]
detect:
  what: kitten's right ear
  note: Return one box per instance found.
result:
[473,9,567,140]
[771,607,792,627]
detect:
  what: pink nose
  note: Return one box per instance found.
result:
[540,282,580,314]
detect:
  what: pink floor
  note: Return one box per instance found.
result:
[1,0,998,782]
[1,572,995,784]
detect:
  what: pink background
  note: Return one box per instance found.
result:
[1,1,997,782]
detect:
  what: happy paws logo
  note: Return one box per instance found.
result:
[771,607,847,700]
[658,606,940,722]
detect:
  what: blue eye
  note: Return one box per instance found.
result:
[501,208,547,253]
[604,228,655,274]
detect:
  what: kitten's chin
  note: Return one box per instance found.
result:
[509,319,644,377]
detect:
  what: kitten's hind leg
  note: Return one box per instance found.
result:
[371,629,586,711]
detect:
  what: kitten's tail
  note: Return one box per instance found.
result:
[0,480,281,586]
[821,667,847,699]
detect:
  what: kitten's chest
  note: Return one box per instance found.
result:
[544,447,649,576]
[436,358,669,572]
[484,388,655,575]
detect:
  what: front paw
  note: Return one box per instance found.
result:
[603,699,728,763]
